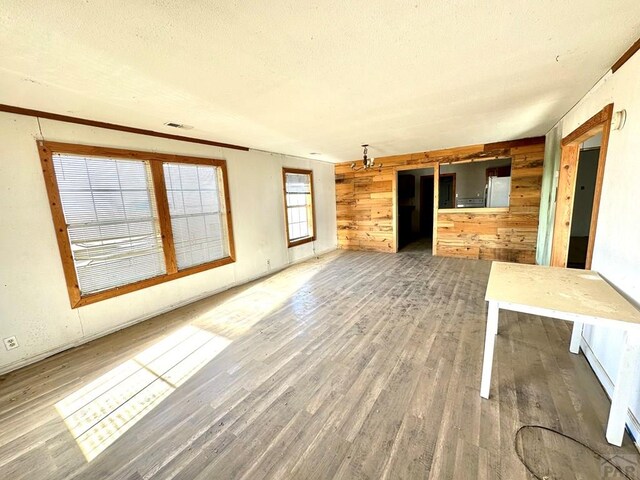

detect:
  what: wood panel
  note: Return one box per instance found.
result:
[335,137,545,262]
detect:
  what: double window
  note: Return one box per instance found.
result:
[39,142,234,308]
[282,168,315,247]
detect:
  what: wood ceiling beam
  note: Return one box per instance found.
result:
[612,36,640,73]
[0,104,250,152]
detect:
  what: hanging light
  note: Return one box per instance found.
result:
[351,144,382,171]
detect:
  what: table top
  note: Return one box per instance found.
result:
[485,262,640,326]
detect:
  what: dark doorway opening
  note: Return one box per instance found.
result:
[567,146,600,269]
[397,168,434,252]
[420,176,434,237]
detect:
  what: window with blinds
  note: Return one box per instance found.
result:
[163,162,230,270]
[53,154,166,295]
[283,168,315,247]
[41,142,235,308]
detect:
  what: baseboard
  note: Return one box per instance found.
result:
[0,246,337,376]
[580,336,640,450]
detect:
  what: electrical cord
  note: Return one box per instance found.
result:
[514,425,637,480]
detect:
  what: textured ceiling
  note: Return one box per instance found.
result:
[1,1,639,162]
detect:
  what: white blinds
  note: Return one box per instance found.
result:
[285,172,312,241]
[163,163,229,270]
[53,154,166,295]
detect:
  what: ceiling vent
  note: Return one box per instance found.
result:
[164,122,194,130]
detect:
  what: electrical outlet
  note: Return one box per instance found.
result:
[3,336,18,351]
[266,259,271,270]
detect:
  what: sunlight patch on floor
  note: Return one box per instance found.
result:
[54,258,330,462]
[55,325,230,462]
[193,263,323,337]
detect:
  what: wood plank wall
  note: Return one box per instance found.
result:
[335,137,545,263]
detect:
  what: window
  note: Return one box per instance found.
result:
[163,163,230,269]
[439,158,512,209]
[39,142,235,308]
[282,168,315,247]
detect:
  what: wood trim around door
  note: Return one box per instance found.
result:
[550,103,613,269]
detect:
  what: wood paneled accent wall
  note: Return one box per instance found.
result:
[335,137,545,263]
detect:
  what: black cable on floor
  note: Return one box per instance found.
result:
[514,424,637,480]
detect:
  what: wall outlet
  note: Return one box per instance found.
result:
[266,259,271,270]
[3,336,18,351]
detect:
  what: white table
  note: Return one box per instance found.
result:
[480,262,640,446]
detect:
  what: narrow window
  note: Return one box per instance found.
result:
[39,142,235,308]
[282,168,315,247]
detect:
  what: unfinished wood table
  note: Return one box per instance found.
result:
[480,261,640,446]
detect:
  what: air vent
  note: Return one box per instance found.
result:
[164,122,194,130]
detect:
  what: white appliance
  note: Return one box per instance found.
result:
[485,176,511,207]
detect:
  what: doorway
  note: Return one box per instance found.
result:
[551,104,613,269]
[396,167,434,251]
[420,176,434,237]
[567,143,600,268]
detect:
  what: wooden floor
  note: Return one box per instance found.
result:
[1,249,638,479]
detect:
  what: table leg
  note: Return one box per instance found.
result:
[480,301,499,399]
[606,330,640,446]
[569,322,583,354]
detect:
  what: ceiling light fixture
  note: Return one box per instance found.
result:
[351,144,382,171]
[612,110,627,130]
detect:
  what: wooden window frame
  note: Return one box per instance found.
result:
[38,141,236,308]
[282,168,316,248]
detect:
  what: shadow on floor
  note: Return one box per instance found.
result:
[399,237,432,253]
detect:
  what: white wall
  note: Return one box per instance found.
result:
[554,52,640,439]
[0,112,337,374]
[535,124,562,265]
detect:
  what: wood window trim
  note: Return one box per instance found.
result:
[282,167,316,248]
[38,140,236,308]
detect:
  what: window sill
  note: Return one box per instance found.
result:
[438,207,509,214]
[288,236,316,248]
[72,255,235,308]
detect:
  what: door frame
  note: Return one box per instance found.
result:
[394,164,437,254]
[550,103,613,269]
